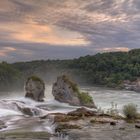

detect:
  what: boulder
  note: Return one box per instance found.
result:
[52,75,96,108]
[123,79,140,92]
[25,76,45,102]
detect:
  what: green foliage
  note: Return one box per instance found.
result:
[61,75,93,104]
[0,62,22,91]
[62,75,79,93]
[123,103,138,120]
[28,75,44,83]
[78,92,93,104]
[0,49,140,91]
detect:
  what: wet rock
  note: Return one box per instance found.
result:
[68,107,96,117]
[110,122,116,126]
[54,114,79,122]
[25,76,45,102]
[0,120,6,129]
[67,122,140,140]
[1,131,52,139]
[55,124,81,132]
[17,105,41,116]
[52,75,96,108]
[135,124,140,129]
[90,117,117,124]
[123,79,140,92]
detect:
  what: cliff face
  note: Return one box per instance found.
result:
[25,76,45,101]
[52,75,96,108]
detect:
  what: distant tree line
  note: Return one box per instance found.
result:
[0,49,140,91]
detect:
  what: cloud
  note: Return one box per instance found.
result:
[96,47,130,52]
[0,0,140,62]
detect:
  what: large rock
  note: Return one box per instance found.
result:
[25,76,45,101]
[52,75,96,108]
[123,79,140,92]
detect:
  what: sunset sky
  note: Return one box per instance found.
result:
[0,0,140,62]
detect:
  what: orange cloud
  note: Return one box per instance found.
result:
[0,22,89,46]
[97,47,130,52]
[0,47,16,56]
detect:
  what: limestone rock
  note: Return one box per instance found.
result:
[25,76,45,102]
[52,75,96,108]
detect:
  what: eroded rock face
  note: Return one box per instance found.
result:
[52,75,96,108]
[25,76,45,102]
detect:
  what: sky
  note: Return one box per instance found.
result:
[0,0,140,62]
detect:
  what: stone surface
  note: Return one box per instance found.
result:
[123,79,140,92]
[68,107,96,117]
[135,124,140,129]
[52,75,96,108]
[25,76,45,101]
[67,123,140,140]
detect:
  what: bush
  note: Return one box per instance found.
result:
[78,92,93,104]
[123,103,138,120]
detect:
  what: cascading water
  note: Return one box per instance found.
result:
[0,85,140,140]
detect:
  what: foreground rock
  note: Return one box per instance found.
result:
[52,75,96,108]
[48,108,140,140]
[0,131,52,140]
[25,76,45,101]
[67,123,140,140]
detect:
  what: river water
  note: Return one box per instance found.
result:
[82,86,140,112]
[0,85,139,139]
[0,85,140,115]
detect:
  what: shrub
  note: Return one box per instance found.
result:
[123,103,138,120]
[26,75,45,88]
[78,92,93,104]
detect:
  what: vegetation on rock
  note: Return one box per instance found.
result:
[61,75,94,105]
[78,92,93,104]
[26,75,45,88]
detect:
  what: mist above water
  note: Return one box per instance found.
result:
[0,85,140,112]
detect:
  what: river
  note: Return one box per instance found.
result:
[0,85,139,139]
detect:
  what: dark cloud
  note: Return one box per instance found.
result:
[0,0,140,62]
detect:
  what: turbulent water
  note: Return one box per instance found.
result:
[0,85,139,139]
[82,86,140,112]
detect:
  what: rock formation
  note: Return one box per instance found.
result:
[52,75,96,108]
[25,76,45,101]
[123,79,140,92]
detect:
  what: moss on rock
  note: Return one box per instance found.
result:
[78,92,93,104]
[59,75,95,108]
[52,75,96,108]
[27,75,45,87]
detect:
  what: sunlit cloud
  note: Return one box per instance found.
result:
[97,47,130,52]
[0,0,139,62]
[0,47,16,56]
[0,22,88,46]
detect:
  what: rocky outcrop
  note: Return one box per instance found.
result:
[25,76,45,101]
[123,79,140,92]
[52,75,96,108]
[0,120,6,129]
